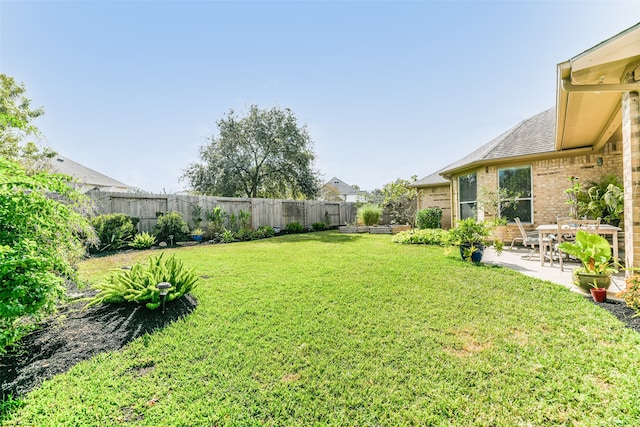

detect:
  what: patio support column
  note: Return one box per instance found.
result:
[622,90,640,271]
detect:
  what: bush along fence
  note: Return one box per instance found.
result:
[86,191,357,233]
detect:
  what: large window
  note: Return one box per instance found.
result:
[458,173,477,220]
[498,166,532,223]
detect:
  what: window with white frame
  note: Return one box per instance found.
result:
[458,173,477,220]
[498,166,532,223]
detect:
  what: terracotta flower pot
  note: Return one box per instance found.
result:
[590,287,607,303]
[575,272,612,293]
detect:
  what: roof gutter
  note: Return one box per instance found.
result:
[439,146,596,178]
[561,78,640,93]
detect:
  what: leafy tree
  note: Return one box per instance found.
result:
[183,105,321,199]
[382,176,419,226]
[0,74,55,171]
[0,157,96,351]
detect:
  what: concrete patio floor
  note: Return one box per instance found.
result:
[481,245,626,301]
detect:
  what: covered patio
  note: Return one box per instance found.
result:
[482,245,626,301]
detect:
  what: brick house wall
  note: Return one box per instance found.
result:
[622,91,640,269]
[417,185,452,229]
[445,138,623,245]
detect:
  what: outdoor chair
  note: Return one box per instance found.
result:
[554,217,601,271]
[512,217,549,259]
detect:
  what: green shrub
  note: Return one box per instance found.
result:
[154,212,190,243]
[286,222,305,233]
[357,204,382,226]
[234,228,254,241]
[204,206,227,239]
[392,229,450,245]
[221,229,235,243]
[89,213,136,253]
[416,208,442,229]
[86,253,199,310]
[312,222,327,231]
[130,232,157,249]
[0,158,96,351]
[257,225,275,238]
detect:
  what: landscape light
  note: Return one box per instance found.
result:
[157,282,172,314]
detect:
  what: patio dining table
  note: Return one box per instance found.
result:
[535,223,622,266]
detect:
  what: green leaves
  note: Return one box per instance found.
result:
[557,230,615,274]
[0,158,95,352]
[183,105,320,199]
[86,253,199,309]
[130,232,157,249]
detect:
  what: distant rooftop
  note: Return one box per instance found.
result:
[49,155,131,192]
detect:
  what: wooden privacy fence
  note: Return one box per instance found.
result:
[87,191,357,233]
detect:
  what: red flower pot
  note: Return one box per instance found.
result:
[590,287,607,303]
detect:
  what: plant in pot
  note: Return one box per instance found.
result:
[191,227,204,242]
[448,218,503,262]
[556,230,619,295]
[478,187,521,241]
[585,175,623,226]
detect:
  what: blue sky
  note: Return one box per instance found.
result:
[1,1,638,194]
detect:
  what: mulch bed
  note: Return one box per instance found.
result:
[0,291,197,399]
[0,288,638,401]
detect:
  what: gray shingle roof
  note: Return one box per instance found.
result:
[49,155,130,192]
[323,177,359,195]
[411,169,450,187]
[439,108,556,175]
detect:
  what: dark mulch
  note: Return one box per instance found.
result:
[0,286,638,402]
[588,297,640,331]
[0,289,197,400]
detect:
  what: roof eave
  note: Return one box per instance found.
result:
[440,148,596,178]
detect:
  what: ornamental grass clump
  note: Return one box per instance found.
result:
[357,204,382,226]
[86,253,199,310]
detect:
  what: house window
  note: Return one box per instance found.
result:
[458,173,477,220]
[498,166,532,223]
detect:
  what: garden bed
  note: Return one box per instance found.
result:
[0,282,197,399]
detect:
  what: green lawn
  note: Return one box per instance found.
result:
[4,232,640,426]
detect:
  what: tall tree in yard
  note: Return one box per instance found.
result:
[0,74,55,171]
[183,105,321,199]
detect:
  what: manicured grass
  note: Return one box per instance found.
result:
[4,232,640,425]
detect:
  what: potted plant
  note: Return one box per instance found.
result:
[589,283,608,303]
[557,230,618,293]
[449,218,503,262]
[585,176,624,226]
[478,187,521,241]
[191,228,204,242]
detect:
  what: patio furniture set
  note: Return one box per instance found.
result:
[510,217,621,269]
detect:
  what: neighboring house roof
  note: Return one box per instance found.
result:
[49,155,131,193]
[438,108,556,176]
[323,177,359,195]
[411,169,449,188]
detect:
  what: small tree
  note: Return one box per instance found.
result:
[0,158,96,351]
[478,187,521,225]
[381,176,419,226]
